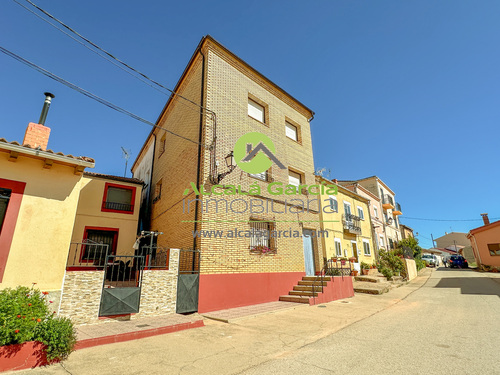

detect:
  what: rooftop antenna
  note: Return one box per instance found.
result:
[121,147,131,177]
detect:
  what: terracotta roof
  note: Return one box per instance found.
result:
[83,172,143,185]
[0,138,95,163]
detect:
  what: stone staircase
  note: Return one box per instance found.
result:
[279,276,331,304]
[353,272,404,295]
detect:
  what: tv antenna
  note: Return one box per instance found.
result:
[121,147,131,177]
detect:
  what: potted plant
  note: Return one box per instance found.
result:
[351,269,359,276]
[360,261,370,275]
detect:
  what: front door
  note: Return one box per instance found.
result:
[352,241,359,262]
[302,229,315,276]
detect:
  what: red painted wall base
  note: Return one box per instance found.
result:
[198,272,305,313]
[0,341,53,372]
[308,276,354,305]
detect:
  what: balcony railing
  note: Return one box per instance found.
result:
[66,240,110,269]
[342,214,362,235]
[393,202,402,216]
[103,201,133,212]
[382,194,394,210]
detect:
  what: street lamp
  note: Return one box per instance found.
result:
[216,151,236,183]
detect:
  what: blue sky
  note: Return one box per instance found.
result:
[1,0,499,248]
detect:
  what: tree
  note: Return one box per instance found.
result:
[398,237,422,259]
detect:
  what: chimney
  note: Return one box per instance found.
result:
[333,179,338,184]
[481,213,490,225]
[23,93,54,151]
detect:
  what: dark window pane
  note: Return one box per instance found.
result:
[0,188,12,234]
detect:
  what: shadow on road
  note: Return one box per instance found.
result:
[434,274,500,298]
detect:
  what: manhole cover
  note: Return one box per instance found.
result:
[317,305,327,308]
[136,324,150,328]
[339,301,351,304]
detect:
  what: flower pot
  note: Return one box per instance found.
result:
[351,270,359,276]
[362,269,369,275]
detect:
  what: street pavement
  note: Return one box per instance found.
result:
[11,268,500,375]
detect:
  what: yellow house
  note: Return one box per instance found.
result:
[316,176,377,267]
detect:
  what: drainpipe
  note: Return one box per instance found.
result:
[192,49,206,250]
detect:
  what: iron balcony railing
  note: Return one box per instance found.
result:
[382,194,394,207]
[342,214,362,235]
[103,201,133,212]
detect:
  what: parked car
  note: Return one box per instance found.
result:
[448,255,468,268]
[422,254,438,267]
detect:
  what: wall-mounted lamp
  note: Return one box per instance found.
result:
[215,151,236,183]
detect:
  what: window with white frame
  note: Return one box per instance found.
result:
[328,195,338,212]
[250,170,268,181]
[285,122,298,141]
[344,201,352,217]
[334,238,342,257]
[248,99,265,123]
[379,235,385,248]
[373,206,379,218]
[363,239,371,256]
[357,206,364,220]
[288,170,302,187]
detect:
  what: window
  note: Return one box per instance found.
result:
[488,243,500,256]
[389,238,394,250]
[250,170,268,181]
[357,206,364,220]
[0,188,11,234]
[373,206,379,218]
[363,240,371,256]
[328,195,338,212]
[379,236,385,248]
[249,221,275,252]
[82,228,118,263]
[153,180,162,203]
[285,122,298,141]
[248,99,265,123]
[159,134,166,157]
[102,183,136,214]
[380,188,384,198]
[288,170,302,187]
[344,202,352,217]
[394,218,399,228]
[334,238,342,257]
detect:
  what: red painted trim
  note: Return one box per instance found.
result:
[101,182,136,215]
[75,319,204,350]
[198,272,305,313]
[79,226,119,263]
[308,276,354,305]
[0,341,54,372]
[0,178,26,283]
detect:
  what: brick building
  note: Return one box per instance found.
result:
[132,35,326,312]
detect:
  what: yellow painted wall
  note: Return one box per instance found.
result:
[70,176,142,259]
[0,153,82,291]
[317,178,376,265]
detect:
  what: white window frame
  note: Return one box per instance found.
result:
[288,170,302,187]
[328,195,338,213]
[334,238,342,257]
[250,170,268,181]
[379,235,385,248]
[373,206,379,218]
[343,201,352,217]
[248,99,265,123]
[285,122,298,141]
[363,239,371,256]
[357,206,364,220]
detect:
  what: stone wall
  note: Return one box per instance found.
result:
[134,249,179,318]
[58,271,104,325]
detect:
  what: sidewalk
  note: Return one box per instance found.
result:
[9,269,433,375]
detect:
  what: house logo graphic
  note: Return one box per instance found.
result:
[233,132,286,174]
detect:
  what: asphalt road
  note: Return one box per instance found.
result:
[13,268,500,375]
[242,268,500,375]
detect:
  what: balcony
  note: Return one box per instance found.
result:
[393,202,402,216]
[342,214,362,235]
[382,194,394,210]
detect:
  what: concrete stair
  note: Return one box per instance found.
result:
[353,273,406,295]
[280,276,332,304]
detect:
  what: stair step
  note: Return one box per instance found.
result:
[302,276,332,282]
[279,295,311,304]
[293,285,323,292]
[298,280,328,286]
[289,290,318,297]
[353,281,390,295]
[354,276,385,283]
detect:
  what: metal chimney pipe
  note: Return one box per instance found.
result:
[38,92,55,125]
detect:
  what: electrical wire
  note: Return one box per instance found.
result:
[0,45,208,148]
[401,216,499,222]
[17,0,215,120]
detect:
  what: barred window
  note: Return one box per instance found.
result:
[249,221,275,253]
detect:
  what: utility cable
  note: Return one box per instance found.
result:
[16,0,215,120]
[401,216,499,222]
[0,45,208,148]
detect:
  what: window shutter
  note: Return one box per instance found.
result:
[285,122,297,141]
[248,99,264,122]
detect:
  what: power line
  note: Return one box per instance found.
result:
[15,0,215,119]
[401,216,498,222]
[0,45,208,148]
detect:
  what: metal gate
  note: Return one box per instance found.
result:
[99,254,145,316]
[176,249,200,314]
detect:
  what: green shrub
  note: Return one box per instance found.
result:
[415,258,426,271]
[380,267,393,280]
[360,261,370,271]
[0,286,76,362]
